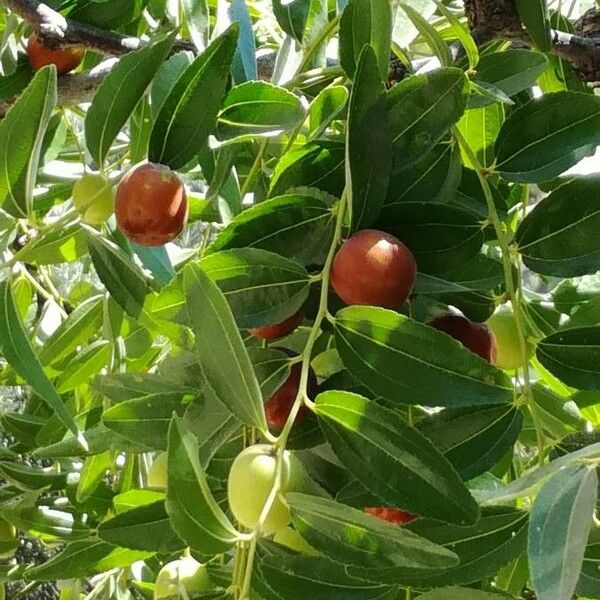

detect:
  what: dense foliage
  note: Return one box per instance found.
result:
[1,0,600,599]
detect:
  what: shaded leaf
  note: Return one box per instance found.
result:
[315,390,480,524]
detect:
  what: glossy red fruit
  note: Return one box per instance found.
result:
[330,229,417,309]
[249,311,302,340]
[265,362,318,430]
[115,163,188,247]
[429,313,497,364]
[364,507,417,526]
[27,35,84,75]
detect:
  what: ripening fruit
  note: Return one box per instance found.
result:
[115,163,188,246]
[227,444,301,534]
[26,35,84,75]
[249,311,303,340]
[486,306,534,371]
[429,313,497,364]
[147,452,168,490]
[154,557,212,599]
[265,361,318,430]
[273,526,320,556]
[0,517,17,558]
[331,229,417,309]
[72,174,114,225]
[364,507,417,526]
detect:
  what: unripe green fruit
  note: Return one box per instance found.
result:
[273,526,320,556]
[72,174,114,225]
[486,307,534,371]
[154,557,212,599]
[227,444,300,535]
[147,452,168,490]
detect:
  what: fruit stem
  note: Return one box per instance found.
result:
[236,197,347,598]
[239,139,269,200]
[452,127,546,462]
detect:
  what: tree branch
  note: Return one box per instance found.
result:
[0,58,115,117]
[3,0,195,54]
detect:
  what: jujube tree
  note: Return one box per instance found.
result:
[1,1,600,600]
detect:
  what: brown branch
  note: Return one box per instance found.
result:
[3,0,194,54]
[0,59,114,117]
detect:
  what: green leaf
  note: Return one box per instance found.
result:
[417,404,523,480]
[516,176,600,277]
[35,423,150,458]
[269,140,345,198]
[334,306,512,408]
[384,142,461,206]
[417,588,513,600]
[475,49,548,102]
[183,398,240,469]
[0,66,56,218]
[55,340,111,393]
[457,103,504,169]
[86,229,150,318]
[132,242,175,286]
[206,193,336,266]
[13,222,87,265]
[216,81,305,141]
[250,346,291,400]
[387,67,468,166]
[113,489,165,513]
[181,0,209,50]
[67,0,146,29]
[531,384,583,443]
[288,493,458,568]
[434,0,479,69]
[495,92,600,183]
[315,391,480,524]
[102,395,188,451]
[95,372,197,402]
[402,3,451,67]
[201,248,311,329]
[98,500,183,553]
[349,507,528,586]
[537,326,600,390]
[529,464,597,600]
[1,506,90,540]
[85,35,174,165]
[166,415,239,554]
[0,281,80,439]
[339,0,392,81]
[476,442,600,505]
[578,527,600,597]
[272,0,311,42]
[308,85,349,140]
[0,61,33,103]
[392,0,436,47]
[76,451,113,503]
[151,51,194,117]
[375,202,484,273]
[39,295,104,366]
[515,0,550,51]
[258,554,397,600]
[0,461,71,491]
[149,24,239,169]
[346,45,392,230]
[23,540,151,581]
[413,255,504,295]
[183,262,266,430]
